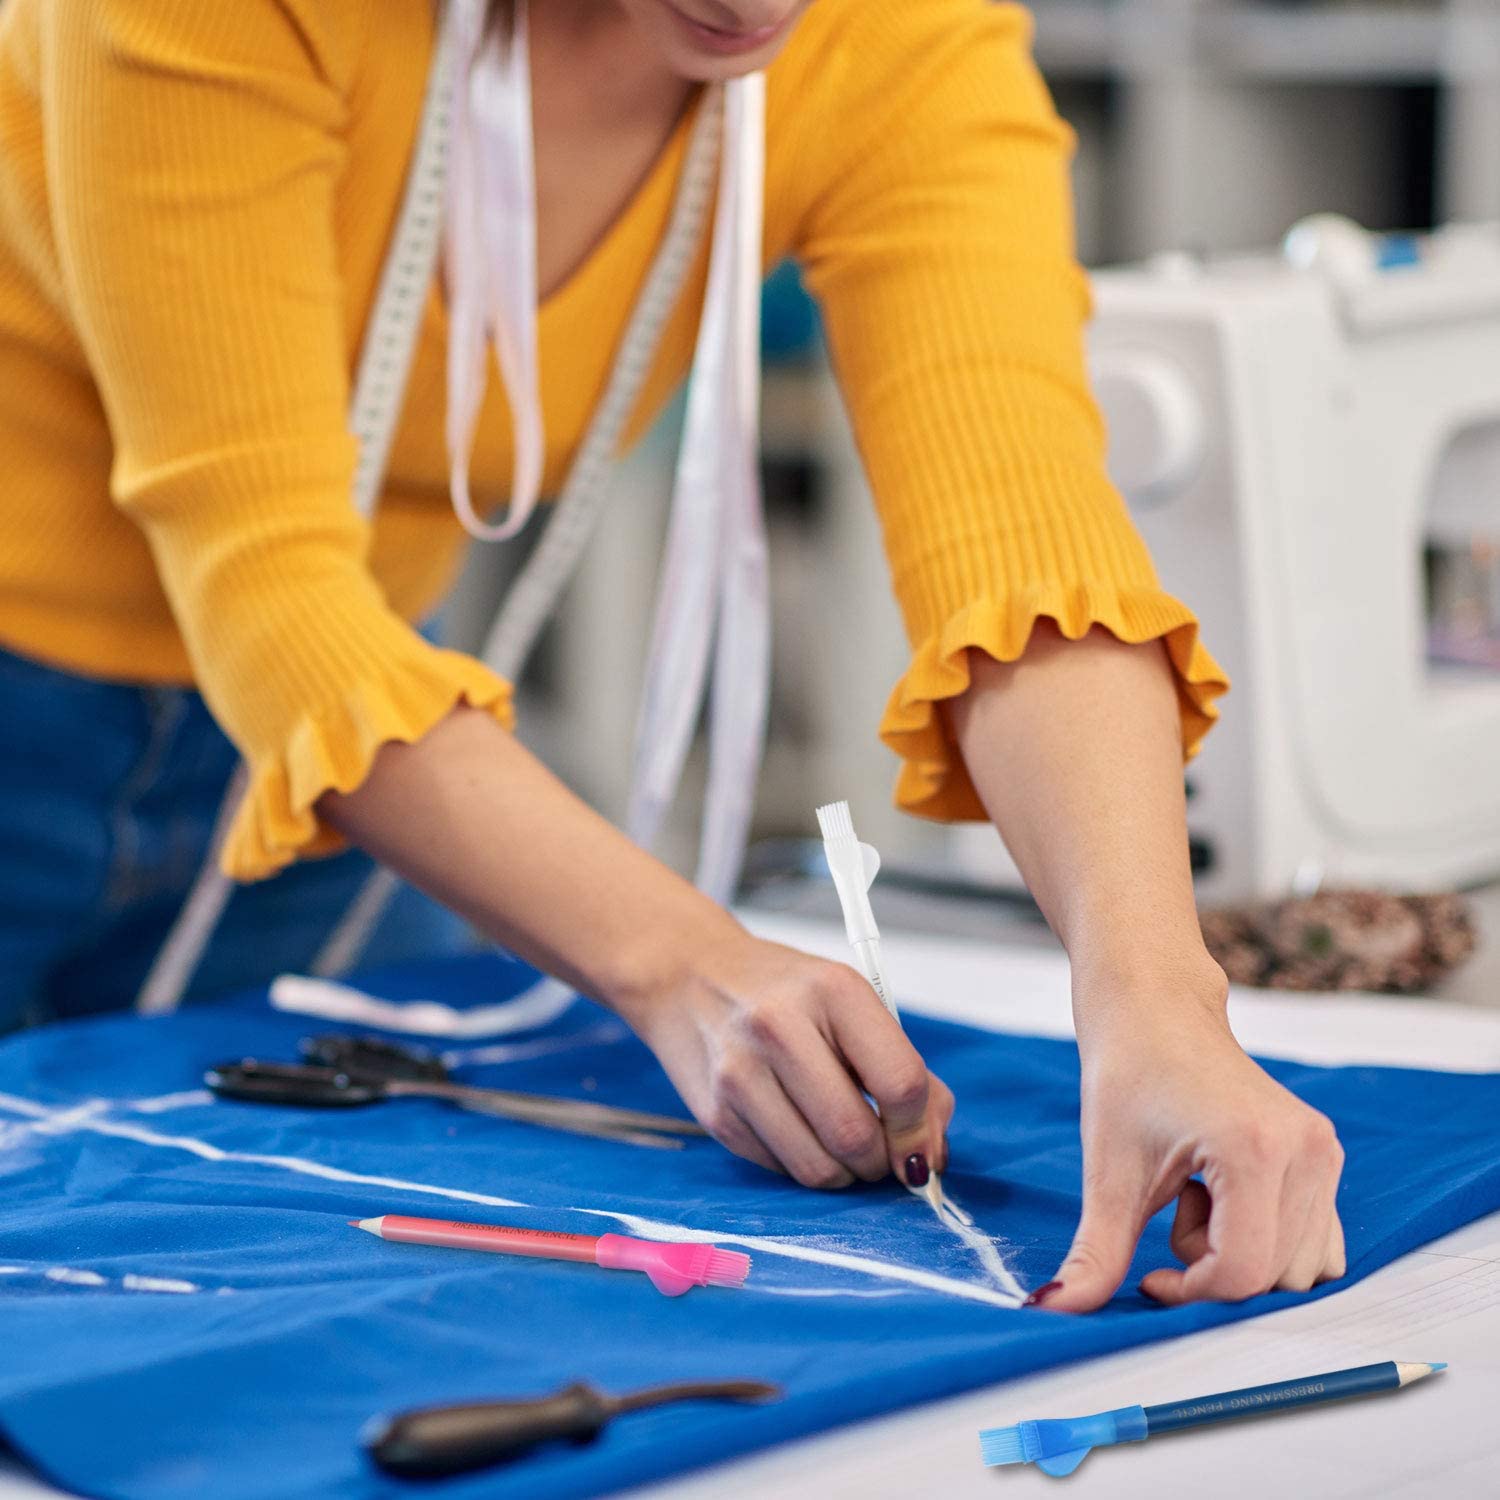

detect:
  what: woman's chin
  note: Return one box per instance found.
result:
[664,47,783,83]
[639,0,802,82]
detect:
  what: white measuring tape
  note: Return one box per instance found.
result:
[138,0,768,1019]
[312,43,730,985]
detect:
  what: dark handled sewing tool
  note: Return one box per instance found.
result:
[364,1379,782,1477]
[206,1033,706,1150]
[299,1033,450,1083]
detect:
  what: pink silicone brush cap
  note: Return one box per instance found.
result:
[594,1234,751,1296]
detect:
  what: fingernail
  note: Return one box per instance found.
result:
[1023,1280,1063,1308]
[903,1152,929,1188]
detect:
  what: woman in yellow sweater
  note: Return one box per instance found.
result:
[0,0,1345,1311]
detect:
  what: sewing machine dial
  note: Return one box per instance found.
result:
[1091,346,1205,510]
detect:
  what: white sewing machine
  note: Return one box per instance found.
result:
[944,217,1500,902]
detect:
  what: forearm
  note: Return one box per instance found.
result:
[942,623,1224,1032]
[320,705,951,1188]
[318,706,743,1013]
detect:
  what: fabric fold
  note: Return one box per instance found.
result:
[222,648,514,881]
[880,585,1229,822]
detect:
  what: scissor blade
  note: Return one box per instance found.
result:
[398,1081,706,1137]
[505,1097,708,1135]
[382,1081,689,1148]
[447,1095,687,1149]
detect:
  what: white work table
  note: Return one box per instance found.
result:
[3,912,1497,1500]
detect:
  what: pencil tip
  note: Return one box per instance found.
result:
[346,1220,359,1228]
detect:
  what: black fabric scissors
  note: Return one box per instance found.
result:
[206,1034,706,1150]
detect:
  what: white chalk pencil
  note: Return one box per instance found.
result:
[816,800,943,1211]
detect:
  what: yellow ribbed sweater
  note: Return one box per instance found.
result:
[0,0,1226,880]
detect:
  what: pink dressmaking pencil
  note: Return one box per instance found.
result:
[349,1214,751,1296]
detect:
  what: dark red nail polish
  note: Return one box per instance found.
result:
[904,1152,929,1187]
[1024,1280,1063,1308]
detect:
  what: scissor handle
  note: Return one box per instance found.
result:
[299,1034,449,1084]
[205,1060,387,1108]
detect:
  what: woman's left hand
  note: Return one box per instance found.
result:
[1036,962,1346,1313]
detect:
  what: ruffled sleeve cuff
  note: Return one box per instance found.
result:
[879,584,1229,822]
[221,647,515,881]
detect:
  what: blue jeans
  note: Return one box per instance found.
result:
[0,643,470,1031]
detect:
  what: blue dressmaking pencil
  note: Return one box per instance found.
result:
[979,1360,1447,1476]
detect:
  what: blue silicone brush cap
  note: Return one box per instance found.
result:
[1030,1406,1149,1476]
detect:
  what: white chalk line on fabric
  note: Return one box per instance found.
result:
[0,1090,220,1296]
[129,1090,213,1114]
[0,1091,212,1151]
[905,1184,1028,1303]
[120,1274,203,1294]
[749,1286,905,1299]
[0,1098,107,1149]
[0,1264,206,1294]
[45,1267,106,1286]
[0,1089,1025,1310]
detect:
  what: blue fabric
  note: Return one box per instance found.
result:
[1,954,1497,1498]
[0,643,470,1030]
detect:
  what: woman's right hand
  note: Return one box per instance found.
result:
[618,930,953,1190]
